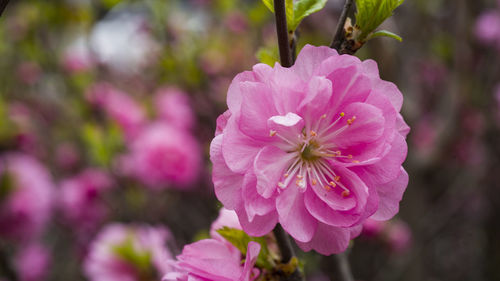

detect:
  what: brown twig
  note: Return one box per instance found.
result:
[274,0,293,68]
[0,0,10,17]
[330,0,355,50]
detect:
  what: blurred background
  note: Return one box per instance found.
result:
[0,0,499,280]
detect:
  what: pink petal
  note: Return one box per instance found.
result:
[276,186,318,243]
[222,118,262,173]
[236,207,278,237]
[253,146,294,198]
[295,223,352,255]
[239,82,278,139]
[293,44,339,79]
[304,165,369,227]
[242,172,277,221]
[239,241,261,281]
[371,167,408,221]
[298,76,333,122]
[227,71,257,114]
[210,135,244,210]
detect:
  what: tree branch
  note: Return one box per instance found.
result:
[330,0,355,50]
[333,252,355,281]
[273,224,295,263]
[274,0,293,68]
[0,0,10,17]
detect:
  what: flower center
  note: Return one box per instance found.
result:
[270,112,358,198]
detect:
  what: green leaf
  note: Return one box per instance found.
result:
[289,0,328,32]
[113,237,152,273]
[355,0,404,41]
[262,0,274,12]
[368,29,402,41]
[256,47,280,66]
[285,0,294,32]
[217,227,275,270]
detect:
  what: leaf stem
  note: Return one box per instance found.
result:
[330,0,355,50]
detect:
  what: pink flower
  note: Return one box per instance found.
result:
[164,208,261,281]
[84,223,173,281]
[59,169,113,233]
[87,83,146,139]
[163,240,261,281]
[0,153,54,241]
[119,123,201,189]
[14,242,51,281]
[154,87,195,130]
[210,45,409,255]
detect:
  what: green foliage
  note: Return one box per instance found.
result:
[112,237,152,273]
[368,29,402,42]
[82,123,123,167]
[0,172,15,203]
[256,47,280,66]
[217,227,275,270]
[355,0,404,42]
[261,0,328,32]
[289,0,328,32]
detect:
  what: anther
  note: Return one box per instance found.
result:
[278,182,286,189]
[334,176,340,181]
[312,179,317,185]
[321,114,327,119]
[352,160,360,163]
[310,130,317,137]
[329,181,336,187]
[269,130,276,137]
[324,185,331,191]
[296,175,303,179]
[283,173,289,178]
[340,112,345,117]
[347,154,353,159]
[341,190,350,197]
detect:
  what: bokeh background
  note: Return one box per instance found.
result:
[0,0,499,280]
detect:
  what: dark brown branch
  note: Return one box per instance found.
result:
[274,0,293,68]
[273,224,295,263]
[0,0,10,17]
[330,0,355,50]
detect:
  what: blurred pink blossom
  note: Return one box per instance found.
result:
[14,242,52,281]
[59,169,113,233]
[62,36,95,73]
[16,62,41,85]
[87,83,146,139]
[386,220,412,253]
[362,219,386,237]
[475,11,500,48]
[154,87,195,130]
[84,223,173,281]
[210,44,409,255]
[55,142,80,170]
[0,153,54,241]
[119,123,201,189]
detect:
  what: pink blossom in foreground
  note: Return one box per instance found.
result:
[14,242,51,281]
[163,240,260,281]
[87,83,146,140]
[59,169,113,233]
[154,87,195,130]
[84,224,173,281]
[164,208,261,281]
[210,45,409,255]
[0,153,54,241]
[119,123,201,189]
